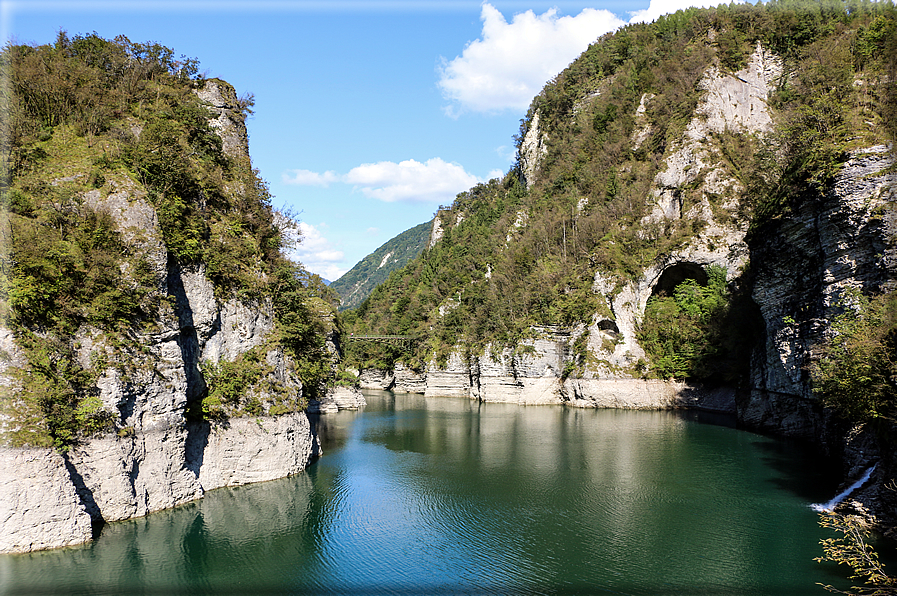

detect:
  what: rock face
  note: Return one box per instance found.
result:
[395,46,782,412]
[307,387,367,414]
[520,110,548,189]
[740,145,897,439]
[189,412,317,490]
[357,369,395,390]
[0,449,93,553]
[366,336,736,413]
[66,427,203,525]
[194,79,250,160]
[0,79,319,554]
[393,363,427,393]
[588,44,780,373]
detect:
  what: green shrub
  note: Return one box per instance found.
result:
[637,265,753,382]
[812,289,897,422]
[4,332,103,450]
[199,350,271,420]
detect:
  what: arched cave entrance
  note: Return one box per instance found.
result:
[650,262,708,301]
[596,319,620,334]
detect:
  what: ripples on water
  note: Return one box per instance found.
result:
[0,390,857,595]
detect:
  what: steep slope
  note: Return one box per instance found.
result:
[330,219,431,311]
[342,0,897,523]
[0,33,349,553]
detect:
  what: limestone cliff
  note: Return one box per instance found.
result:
[741,145,897,439]
[0,75,325,553]
[359,44,783,412]
[350,20,897,525]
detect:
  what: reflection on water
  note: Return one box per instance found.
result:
[1,390,849,595]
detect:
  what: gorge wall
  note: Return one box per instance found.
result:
[0,80,327,554]
[355,37,897,524]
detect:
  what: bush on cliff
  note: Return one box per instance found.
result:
[636,265,758,383]
[0,33,336,448]
[341,0,897,377]
[812,289,897,423]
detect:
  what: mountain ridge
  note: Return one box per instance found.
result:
[330,219,432,311]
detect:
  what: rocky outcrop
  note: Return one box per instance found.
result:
[588,44,781,374]
[372,333,736,412]
[0,448,93,553]
[0,409,318,555]
[0,79,321,554]
[357,369,395,390]
[360,324,730,410]
[424,351,472,399]
[520,110,548,189]
[194,78,250,160]
[189,412,317,490]
[307,387,367,414]
[563,379,736,411]
[393,363,427,393]
[66,427,203,525]
[428,215,445,249]
[740,144,897,439]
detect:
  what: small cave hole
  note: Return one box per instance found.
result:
[596,319,620,334]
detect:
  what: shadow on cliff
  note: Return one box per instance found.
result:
[61,452,105,539]
[185,422,209,477]
[167,256,213,479]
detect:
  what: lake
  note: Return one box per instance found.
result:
[0,390,857,595]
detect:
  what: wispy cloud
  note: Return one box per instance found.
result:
[291,222,347,281]
[284,157,496,204]
[345,158,482,203]
[629,0,738,24]
[438,3,625,114]
[282,169,339,187]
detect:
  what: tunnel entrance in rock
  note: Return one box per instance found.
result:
[650,262,708,301]
[596,319,619,334]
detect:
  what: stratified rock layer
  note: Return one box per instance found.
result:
[0,449,93,553]
[0,79,318,554]
[741,145,897,439]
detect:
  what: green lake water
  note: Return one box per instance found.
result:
[0,390,860,595]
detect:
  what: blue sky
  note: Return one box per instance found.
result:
[2,0,727,280]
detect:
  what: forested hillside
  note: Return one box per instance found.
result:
[330,219,431,311]
[342,0,897,419]
[0,33,337,450]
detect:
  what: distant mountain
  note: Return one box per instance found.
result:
[331,220,432,311]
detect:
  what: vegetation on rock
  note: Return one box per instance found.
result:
[330,219,431,311]
[637,264,759,383]
[0,32,336,449]
[342,0,897,385]
[812,289,897,424]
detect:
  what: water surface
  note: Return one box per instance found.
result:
[1,390,853,595]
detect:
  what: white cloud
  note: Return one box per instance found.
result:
[629,0,737,24]
[345,157,481,203]
[291,222,347,281]
[496,145,517,164]
[366,227,380,235]
[283,158,498,205]
[282,169,339,187]
[438,3,625,114]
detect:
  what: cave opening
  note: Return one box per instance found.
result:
[650,262,708,301]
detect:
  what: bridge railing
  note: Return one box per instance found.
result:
[345,335,420,350]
